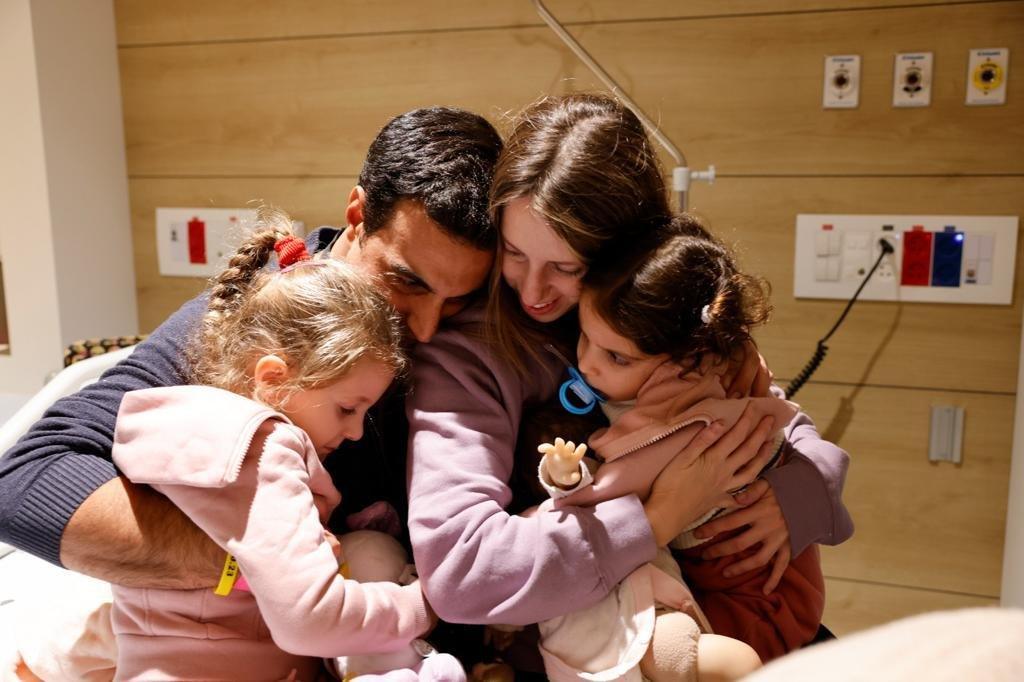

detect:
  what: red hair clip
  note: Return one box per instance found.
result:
[274,235,310,269]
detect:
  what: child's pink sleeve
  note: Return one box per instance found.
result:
[153,422,431,657]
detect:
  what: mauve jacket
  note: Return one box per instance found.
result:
[110,386,430,681]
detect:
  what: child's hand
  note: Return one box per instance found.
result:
[539,437,587,488]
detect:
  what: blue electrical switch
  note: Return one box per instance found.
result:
[932,231,964,287]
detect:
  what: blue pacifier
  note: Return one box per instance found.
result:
[545,343,606,415]
[559,367,605,415]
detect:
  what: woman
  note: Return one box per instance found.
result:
[406,94,851,651]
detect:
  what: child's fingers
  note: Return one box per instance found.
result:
[574,443,587,459]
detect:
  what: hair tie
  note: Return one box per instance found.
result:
[274,235,310,269]
[700,304,712,325]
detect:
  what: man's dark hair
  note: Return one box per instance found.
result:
[358,107,502,251]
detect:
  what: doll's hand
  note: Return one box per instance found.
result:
[539,437,588,488]
[693,479,791,593]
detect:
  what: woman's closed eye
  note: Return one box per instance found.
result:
[553,263,585,277]
[338,405,357,416]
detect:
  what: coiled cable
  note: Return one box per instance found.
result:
[785,238,895,398]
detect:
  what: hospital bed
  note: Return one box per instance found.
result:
[0,347,133,673]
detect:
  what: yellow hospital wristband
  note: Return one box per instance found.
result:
[214,553,240,596]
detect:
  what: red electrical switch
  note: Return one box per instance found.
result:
[188,217,207,264]
[901,230,932,285]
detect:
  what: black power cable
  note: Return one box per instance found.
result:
[785,238,896,399]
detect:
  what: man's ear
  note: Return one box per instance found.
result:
[253,355,290,400]
[345,186,367,234]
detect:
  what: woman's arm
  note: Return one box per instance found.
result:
[407,325,658,626]
[764,403,854,554]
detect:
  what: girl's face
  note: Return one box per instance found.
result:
[268,357,394,458]
[576,291,669,402]
[500,196,586,323]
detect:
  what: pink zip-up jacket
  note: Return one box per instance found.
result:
[110,386,431,681]
[556,359,799,512]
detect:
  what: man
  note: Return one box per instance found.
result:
[0,106,500,590]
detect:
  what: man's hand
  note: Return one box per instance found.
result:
[539,438,587,488]
[693,479,791,593]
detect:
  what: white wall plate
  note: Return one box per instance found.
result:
[823,54,860,109]
[794,214,1019,305]
[893,52,933,107]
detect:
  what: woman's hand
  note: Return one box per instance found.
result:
[693,479,792,593]
[644,406,777,547]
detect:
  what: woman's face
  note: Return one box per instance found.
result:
[500,196,586,323]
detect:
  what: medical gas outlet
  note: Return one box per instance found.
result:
[893,52,933,107]
[966,48,1009,106]
[823,55,860,109]
[794,215,1018,304]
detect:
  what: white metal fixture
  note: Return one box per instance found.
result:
[531,0,714,211]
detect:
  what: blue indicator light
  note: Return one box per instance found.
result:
[955,234,964,242]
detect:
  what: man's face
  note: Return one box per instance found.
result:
[339,197,493,344]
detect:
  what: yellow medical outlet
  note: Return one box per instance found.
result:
[973,60,1004,93]
[966,48,1009,106]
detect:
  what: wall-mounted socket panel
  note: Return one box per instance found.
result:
[156,208,307,278]
[156,208,259,278]
[966,47,1009,105]
[893,52,933,107]
[823,55,860,108]
[794,214,1018,304]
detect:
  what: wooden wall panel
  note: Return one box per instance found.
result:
[693,176,1024,394]
[823,578,998,635]
[118,2,1024,177]
[114,0,995,45]
[802,383,1013,596]
[129,177,355,331]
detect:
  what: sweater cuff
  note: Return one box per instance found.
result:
[587,494,658,592]
[402,582,434,640]
[9,455,118,566]
[763,455,828,557]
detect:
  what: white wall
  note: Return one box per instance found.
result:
[0,0,136,393]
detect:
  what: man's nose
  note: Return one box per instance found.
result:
[407,299,443,343]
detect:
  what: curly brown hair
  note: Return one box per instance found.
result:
[585,214,772,369]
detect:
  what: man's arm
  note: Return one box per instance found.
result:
[0,296,221,586]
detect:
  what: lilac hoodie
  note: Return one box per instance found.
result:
[111,386,430,681]
[407,311,852,627]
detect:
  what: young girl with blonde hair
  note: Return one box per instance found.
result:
[107,207,462,681]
